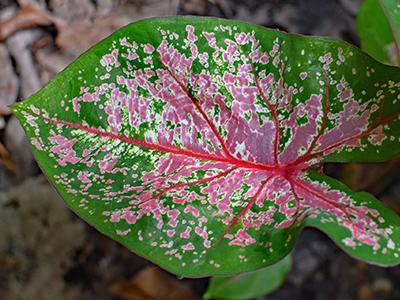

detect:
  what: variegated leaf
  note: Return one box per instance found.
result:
[12,17,400,276]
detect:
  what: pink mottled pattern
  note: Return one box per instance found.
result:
[23,22,400,260]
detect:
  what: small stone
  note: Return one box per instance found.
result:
[0,116,5,129]
[7,30,43,98]
[5,116,36,178]
[0,44,18,115]
[372,278,393,294]
[340,0,363,15]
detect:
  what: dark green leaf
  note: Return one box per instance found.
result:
[357,0,400,65]
[204,255,292,300]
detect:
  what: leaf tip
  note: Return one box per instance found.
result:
[9,101,23,114]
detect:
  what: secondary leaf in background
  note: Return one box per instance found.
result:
[357,0,400,65]
[12,17,400,277]
[204,255,292,300]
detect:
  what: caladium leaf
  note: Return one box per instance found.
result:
[357,0,400,65]
[12,17,400,277]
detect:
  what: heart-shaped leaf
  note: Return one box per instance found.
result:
[12,17,400,277]
[357,0,400,65]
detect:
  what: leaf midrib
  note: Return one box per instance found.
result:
[36,111,279,172]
